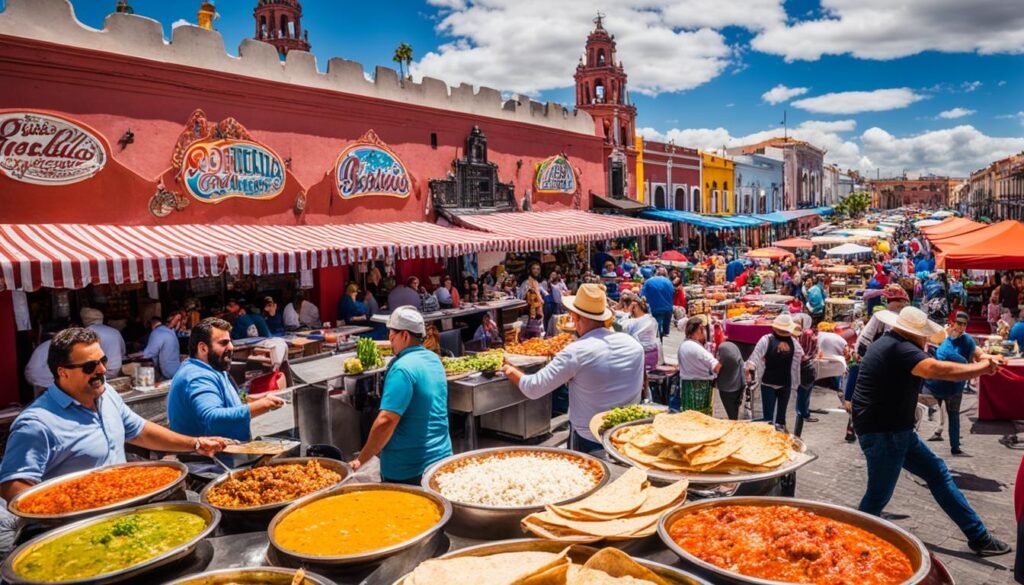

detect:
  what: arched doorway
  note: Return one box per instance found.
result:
[692,188,701,213]
[675,188,686,211]
[654,186,666,208]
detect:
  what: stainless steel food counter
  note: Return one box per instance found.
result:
[448,370,550,450]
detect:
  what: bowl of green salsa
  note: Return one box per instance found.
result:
[2,502,220,584]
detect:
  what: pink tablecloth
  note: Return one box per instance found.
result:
[978,360,1024,421]
[723,320,774,345]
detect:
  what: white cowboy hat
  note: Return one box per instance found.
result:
[771,314,799,337]
[561,283,613,322]
[875,307,944,343]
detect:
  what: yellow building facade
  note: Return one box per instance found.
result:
[700,152,735,215]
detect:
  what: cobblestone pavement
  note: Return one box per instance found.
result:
[662,327,1021,585]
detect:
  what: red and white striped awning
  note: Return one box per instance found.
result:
[0,222,511,292]
[453,210,669,252]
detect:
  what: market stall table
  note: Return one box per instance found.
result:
[722,319,774,346]
[448,371,551,450]
[978,358,1024,421]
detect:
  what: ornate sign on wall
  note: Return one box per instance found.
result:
[0,111,107,185]
[172,110,285,204]
[533,154,577,195]
[334,130,411,199]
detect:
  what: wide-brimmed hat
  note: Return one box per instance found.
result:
[876,307,944,342]
[771,314,800,337]
[561,283,613,322]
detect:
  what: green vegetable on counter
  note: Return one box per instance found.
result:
[355,337,384,371]
[600,405,659,432]
[441,350,504,374]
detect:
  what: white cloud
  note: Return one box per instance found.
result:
[642,121,1024,178]
[751,0,1024,62]
[761,84,808,105]
[791,88,925,114]
[938,107,975,119]
[415,0,787,96]
[996,112,1024,127]
[171,19,191,29]
[962,81,982,93]
[998,80,1007,87]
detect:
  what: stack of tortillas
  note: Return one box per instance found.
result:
[521,468,686,542]
[401,546,670,585]
[609,411,796,474]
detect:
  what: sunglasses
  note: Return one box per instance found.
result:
[62,356,108,375]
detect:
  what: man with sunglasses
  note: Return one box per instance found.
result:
[0,328,228,502]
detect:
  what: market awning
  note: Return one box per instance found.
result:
[773,238,813,249]
[752,212,788,225]
[639,209,737,229]
[591,194,649,213]
[453,209,669,251]
[0,222,513,292]
[935,220,1024,270]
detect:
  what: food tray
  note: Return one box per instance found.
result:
[163,567,334,585]
[1,501,220,585]
[392,539,712,585]
[421,446,610,540]
[657,497,931,585]
[601,418,817,486]
[7,460,188,523]
[503,353,550,367]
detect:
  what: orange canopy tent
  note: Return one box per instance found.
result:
[773,238,813,249]
[935,220,1024,269]
[922,218,986,242]
[921,217,968,235]
[745,247,795,260]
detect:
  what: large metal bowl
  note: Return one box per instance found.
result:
[602,418,818,486]
[7,460,188,524]
[162,567,335,585]
[199,457,351,531]
[657,496,931,585]
[268,482,452,568]
[392,539,712,585]
[420,446,610,539]
[1,501,220,585]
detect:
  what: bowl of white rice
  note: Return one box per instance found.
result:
[421,447,609,539]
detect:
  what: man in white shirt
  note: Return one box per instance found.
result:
[283,291,321,329]
[81,308,125,377]
[676,316,721,413]
[503,283,644,452]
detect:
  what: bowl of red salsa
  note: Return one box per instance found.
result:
[658,496,931,585]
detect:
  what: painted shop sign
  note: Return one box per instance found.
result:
[534,154,577,195]
[334,130,411,199]
[0,111,107,185]
[180,139,285,203]
[171,109,285,204]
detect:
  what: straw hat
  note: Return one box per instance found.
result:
[875,307,944,343]
[561,283,613,322]
[771,314,800,337]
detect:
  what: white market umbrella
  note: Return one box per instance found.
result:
[825,243,873,256]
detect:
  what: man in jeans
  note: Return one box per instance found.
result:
[641,267,675,338]
[853,306,1010,557]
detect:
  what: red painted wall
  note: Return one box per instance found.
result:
[0,293,17,404]
[0,37,606,226]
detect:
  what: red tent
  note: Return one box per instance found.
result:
[745,247,794,260]
[773,238,813,249]
[936,221,1024,269]
[660,250,688,262]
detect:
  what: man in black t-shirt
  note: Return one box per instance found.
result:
[853,306,1010,557]
[999,273,1020,313]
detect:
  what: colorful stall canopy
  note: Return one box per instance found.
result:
[745,247,795,260]
[773,238,814,249]
[825,243,873,256]
[639,209,737,229]
[0,222,516,292]
[660,250,689,262]
[935,221,1024,270]
[454,209,669,252]
[920,217,985,239]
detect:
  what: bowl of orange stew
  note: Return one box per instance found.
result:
[8,461,188,523]
[658,496,930,585]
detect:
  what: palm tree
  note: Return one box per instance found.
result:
[393,42,413,80]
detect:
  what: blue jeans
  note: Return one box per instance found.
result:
[571,430,604,454]
[796,381,813,419]
[653,311,673,338]
[760,383,790,427]
[857,430,988,543]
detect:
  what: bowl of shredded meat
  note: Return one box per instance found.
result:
[200,458,351,529]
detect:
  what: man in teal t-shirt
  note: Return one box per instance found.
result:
[349,306,452,483]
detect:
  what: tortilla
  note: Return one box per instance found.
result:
[652,412,730,445]
[579,548,670,585]
[551,468,647,518]
[523,509,664,539]
[632,480,687,516]
[573,568,661,584]
[403,550,566,585]
[686,433,743,467]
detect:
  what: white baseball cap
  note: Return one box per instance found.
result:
[387,305,426,336]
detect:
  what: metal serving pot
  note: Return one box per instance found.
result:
[1,501,220,585]
[162,567,335,585]
[420,446,611,540]
[392,539,713,585]
[7,460,189,525]
[199,457,351,532]
[657,496,931,585]
[267,482,452,569]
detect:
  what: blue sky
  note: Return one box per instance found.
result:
[27,1,1024,176]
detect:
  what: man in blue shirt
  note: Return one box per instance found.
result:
[168,318,284,442]
[225,298,271,340]
[0,328,226,502]
[804,275,826,323]
[142,316,183,379]
[1008,320,1024,350]
[640,267,675,338]
[348,306,452,483]
[725,257,745,282]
